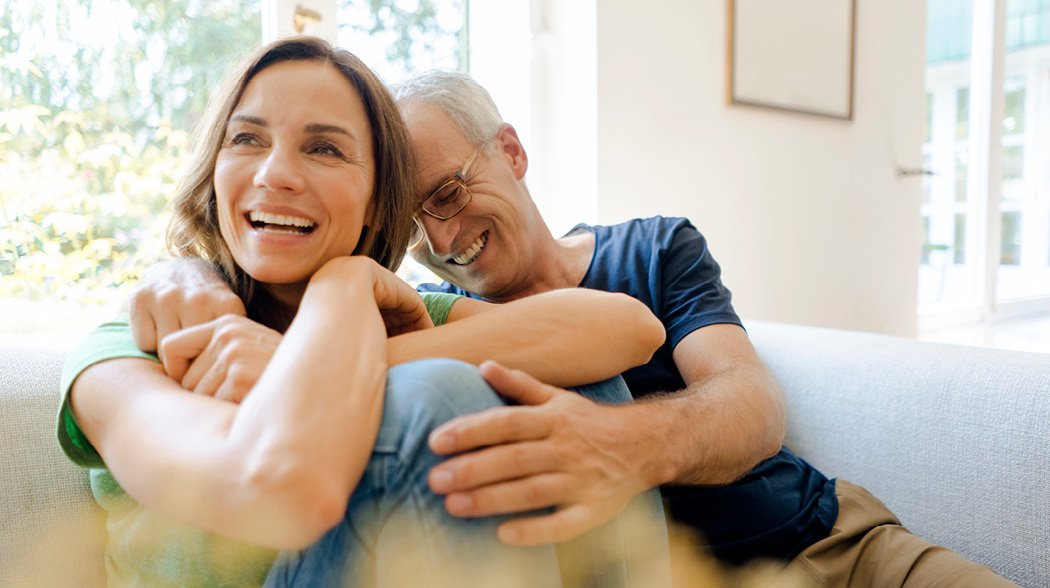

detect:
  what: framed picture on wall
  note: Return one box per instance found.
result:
[726,0,856,120]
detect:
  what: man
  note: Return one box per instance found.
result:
[131,71,1015,586]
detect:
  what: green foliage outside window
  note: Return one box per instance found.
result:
[1,0,461,332]
[1,0,262,307]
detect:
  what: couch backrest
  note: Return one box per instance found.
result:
[748,321,1050,588]
[0,344,105,587]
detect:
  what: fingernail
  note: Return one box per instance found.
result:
[429,430,452,453]
[498,526,518,543]
[430,470,453,492]
[446,493,472,513]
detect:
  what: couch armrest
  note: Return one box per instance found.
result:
[0,344,105,586]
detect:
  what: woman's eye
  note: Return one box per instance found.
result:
[309,142,344,158]
[229,133,259,146]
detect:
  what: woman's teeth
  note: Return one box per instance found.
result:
[451,232,488,265]
[247,210,316,234]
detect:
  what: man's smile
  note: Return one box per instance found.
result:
[450,231,489,265]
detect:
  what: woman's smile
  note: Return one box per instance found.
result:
[213,59,376,293]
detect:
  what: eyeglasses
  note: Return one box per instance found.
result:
[409,148,480,248]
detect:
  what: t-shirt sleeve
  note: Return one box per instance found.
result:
[660,221,743,349]
[421,292,461,327]
[56,315,159,469]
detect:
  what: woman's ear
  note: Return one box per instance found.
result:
[495,123,528,181]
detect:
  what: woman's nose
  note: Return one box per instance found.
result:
[253,146,306,194]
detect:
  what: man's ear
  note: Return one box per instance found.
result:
[495,123,528,181]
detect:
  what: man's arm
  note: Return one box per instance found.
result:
[133,260,665,395]
[424,323,785,546]
[660,324,784,485]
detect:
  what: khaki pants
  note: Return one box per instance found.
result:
[786,480,1018,588]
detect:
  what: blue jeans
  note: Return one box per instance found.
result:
[263,359,670,587]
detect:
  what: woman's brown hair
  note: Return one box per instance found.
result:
[166,36,415,328]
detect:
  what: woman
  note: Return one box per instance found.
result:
[58,37,666,586]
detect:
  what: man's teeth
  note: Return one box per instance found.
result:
[451,233,488,265]
[248,210,316,233]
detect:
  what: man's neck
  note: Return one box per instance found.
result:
[488,230,596,303]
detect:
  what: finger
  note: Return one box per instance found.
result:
[479,361,558,406]
[497,504,595,546]
[444,472,571,518]
[214,364,254,403]
[159,322,217,382]
[428,441,557,494]
[128,293,159,353]
[180,340,221,391]
[429,407,551,455]
[191,355,228,397]
[154,312,183,355]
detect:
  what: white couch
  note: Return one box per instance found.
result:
[2,321,1047,587]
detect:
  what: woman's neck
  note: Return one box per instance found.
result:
[250,283,304,333]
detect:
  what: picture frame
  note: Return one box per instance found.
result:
[726,0,857,120]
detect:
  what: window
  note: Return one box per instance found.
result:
[1,0,465,344]
[921,0,1050,317]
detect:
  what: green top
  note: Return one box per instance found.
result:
[56,291,461,587]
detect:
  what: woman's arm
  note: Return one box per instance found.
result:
[388,289,665,388]
[70,257,389,550]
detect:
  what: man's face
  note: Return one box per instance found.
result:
[403,103,535,300]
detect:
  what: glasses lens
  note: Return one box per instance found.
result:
[424,181,469,219]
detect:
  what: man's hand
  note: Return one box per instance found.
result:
[427,361,656,546]
[159,315,281,403]
[128,259,245,353]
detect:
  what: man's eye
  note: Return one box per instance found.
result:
[431,184,461,205]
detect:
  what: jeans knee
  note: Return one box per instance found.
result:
[379,359,505,455]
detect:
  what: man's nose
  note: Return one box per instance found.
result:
[253,146,306,194]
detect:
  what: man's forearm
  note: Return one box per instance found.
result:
[629,364,786,488]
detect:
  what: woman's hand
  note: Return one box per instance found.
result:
[159,315,282,403]
[312,256,433,336]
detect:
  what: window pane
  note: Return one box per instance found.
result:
[1002,145,1025,182]
[956,86,970,140]
[954,213,967,264]
[955,148,969,203]
[1003,81,1026,134]
[922,216,932,265]
[1001,211,1023,265]
[337,0,465,82]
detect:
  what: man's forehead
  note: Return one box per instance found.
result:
[404,103,474,188]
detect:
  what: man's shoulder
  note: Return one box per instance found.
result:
[583,216,698,252]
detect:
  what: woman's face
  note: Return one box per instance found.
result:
[214,60,375,304]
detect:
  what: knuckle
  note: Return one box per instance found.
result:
[219,296,246,316]
[525,483,549,506]
[509,447,531,472]
[155,287,179,307]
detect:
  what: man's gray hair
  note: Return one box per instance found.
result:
[392,70,504,152]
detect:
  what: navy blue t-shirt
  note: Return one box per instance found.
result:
[419,216,838,564]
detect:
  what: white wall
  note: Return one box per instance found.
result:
[593,0,926,336]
